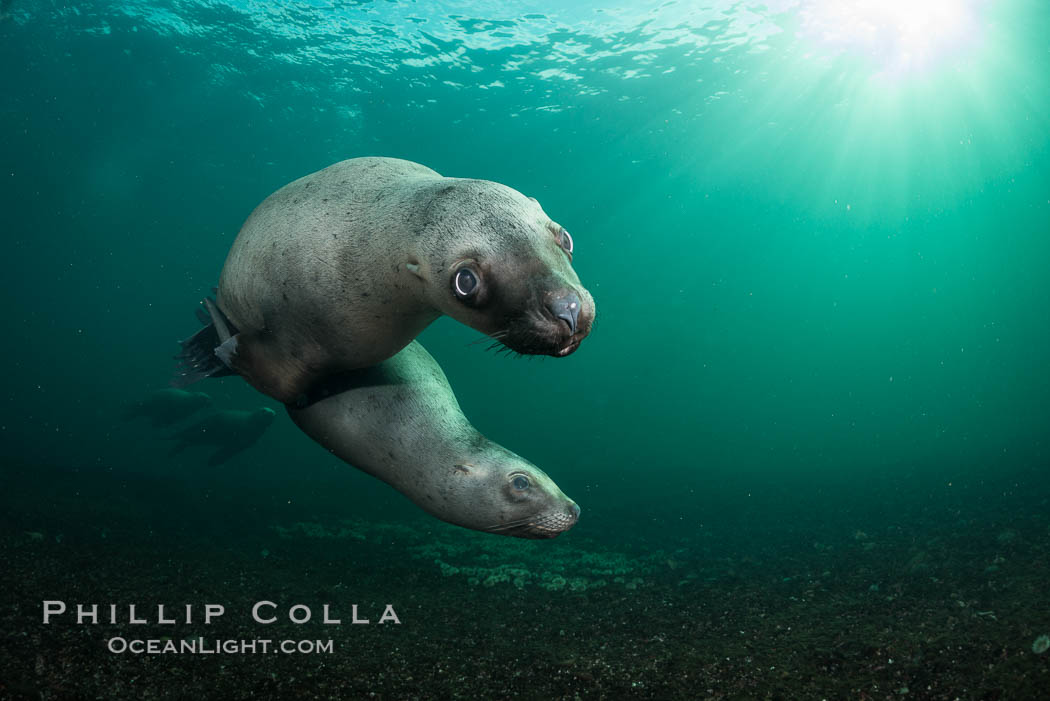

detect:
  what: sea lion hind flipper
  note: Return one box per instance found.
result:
[214,336,240,371]
[203,297,234,343]
[202,297,248,376]
[171,324,234,387]
[170,298,239,387]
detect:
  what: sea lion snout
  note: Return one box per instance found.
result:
[549,290,581,334]
[545,285,595,357]
[514,501,581,539]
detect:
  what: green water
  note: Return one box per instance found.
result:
[2,1,1049,697]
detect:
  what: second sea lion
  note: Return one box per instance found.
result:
[288,341,581,539]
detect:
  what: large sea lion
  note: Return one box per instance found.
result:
[288,341,580,539]
[168,407,276,466]
[173,157,595,404]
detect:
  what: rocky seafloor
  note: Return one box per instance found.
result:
[1,461,1048,700]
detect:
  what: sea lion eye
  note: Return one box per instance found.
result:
[558,229,573,255]
[511,475,530,490]
[453,268,478,298]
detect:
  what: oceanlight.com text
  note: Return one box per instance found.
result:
[107,637,335,655]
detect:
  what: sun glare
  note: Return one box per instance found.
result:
[799,0,983,76]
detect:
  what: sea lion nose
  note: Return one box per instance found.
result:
[569,502,581,521]
[549,291,581,334]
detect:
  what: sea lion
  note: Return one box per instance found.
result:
[288,341,580,539]
[168,407,276,466]
[173,157,595,404]
[121,388,212,427]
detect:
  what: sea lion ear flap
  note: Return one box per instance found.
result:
[405,261,425,280]
[527,196,538,204]
[453,464,474,475]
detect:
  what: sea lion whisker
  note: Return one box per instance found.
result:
[486,516,533,528]
[468,331,505,347]
[485,517,536,532]
[485,336,526,359]
[485,525,530,534]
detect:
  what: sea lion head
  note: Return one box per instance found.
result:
[412,179,596,358]
[440,445,580,539]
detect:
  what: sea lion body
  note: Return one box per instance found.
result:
[182,157,594,403]
[287,341,580,538]
[215,159,439,401]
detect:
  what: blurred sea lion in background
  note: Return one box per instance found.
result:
[167,407,276,466]
[121,388,212,428]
